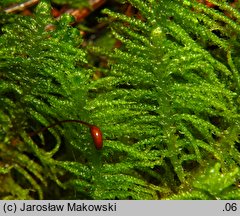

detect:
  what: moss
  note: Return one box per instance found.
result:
[0,0,239,199]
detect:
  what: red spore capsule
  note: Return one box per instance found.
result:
[90,125,103,150]
[29,119,103,150]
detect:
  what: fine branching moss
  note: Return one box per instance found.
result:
[86,0,240,199]
[0,1,94,199]
[0,0,240,199]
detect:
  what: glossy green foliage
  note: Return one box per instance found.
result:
[86,0,240,199]
[0,0,240,200]
[169,163,240,199]
[0,1,92,199]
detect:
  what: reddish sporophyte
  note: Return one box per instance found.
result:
[29,119,103,150]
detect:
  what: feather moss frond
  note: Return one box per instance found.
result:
[84,0,240,199]
[0,1,91,199]
[168,162,240,200]
[1,0,240,200]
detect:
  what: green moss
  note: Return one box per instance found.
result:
[0,0,239,199]
[0,1,90,199]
